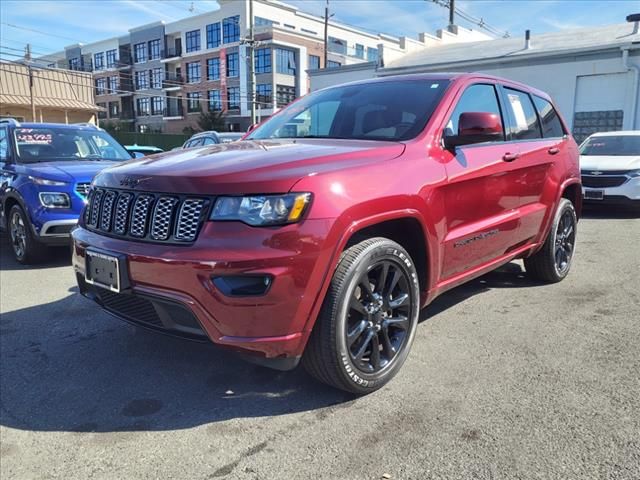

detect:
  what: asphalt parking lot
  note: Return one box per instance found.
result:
[1,207,639,480]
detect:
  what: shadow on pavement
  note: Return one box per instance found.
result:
[581,204,639,219]
[0,232,71,271]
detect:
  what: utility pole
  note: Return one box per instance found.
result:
[323,0,329,68]
[448,0,455,31]
[248,0,256,125]
[25,44,36,122]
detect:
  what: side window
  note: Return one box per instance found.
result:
[503,88,542,140]
[202,137,217,145]
[532,96,565,138]
[186,138,203,148]
[0,127,8,161]
[445,84,504,139]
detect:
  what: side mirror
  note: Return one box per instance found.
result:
[444,112,503,149]
[133,151,145,159]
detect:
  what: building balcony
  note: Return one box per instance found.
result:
[162,46,182,62]
[162,74,184,90]
[163,102,183,119]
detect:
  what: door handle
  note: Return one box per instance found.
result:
[502,152,519,162]
[548,147,560,155]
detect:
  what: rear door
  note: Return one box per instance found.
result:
[440,83,522,279]
[500,87,567,243]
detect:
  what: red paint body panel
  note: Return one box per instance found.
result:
[72,73,580,364]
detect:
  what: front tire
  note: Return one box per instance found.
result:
[8,205,46,265]
[524,198,577,283]
[303,238,420,395]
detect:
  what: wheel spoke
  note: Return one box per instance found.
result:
[384,315,409,331]
[353,330,375,362]
[370,335,381,370]
[388,292,409,309]
[347,319,368,347]
[349,296,367,315]
[358,278,374,301]
[380,328,397,360]
[376,262,389,294]
[386,268,401,297]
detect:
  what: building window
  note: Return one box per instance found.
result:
[275,48,295,75]
[134,42,147,63]
[69,57,80,71]
[187,92,201,112]
[208,90,222,111]
[223,16,240,43]
[206,23,221,49]
[256,84,272,106]
[108,76,119,93]
[308,55,320,70]
[355,44,364,59]
[328,36,347,55]
[276,84,296,107]
[97,103,107,119]
[327,60,341,69]
[367,47,378,62]
[94,52,105,70]
[106,49,117,68]
[226,52,239,77]
[206,58,220,80]
[227,86,240,110]
[135,70,149,90]
[148,39,161,60]
[185,29,201,53]
[95,78,107,95]
[254,48,271,74]
[151,68,163,89]
[255,16,275,26]
[136,97,150,116]
[186,61,201,83]
[151,96,164,115]
[109,102,119,117]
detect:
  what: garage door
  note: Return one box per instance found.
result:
[573,73,627,143]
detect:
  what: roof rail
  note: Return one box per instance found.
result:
[0,118,21,126]
[73,122,100,129]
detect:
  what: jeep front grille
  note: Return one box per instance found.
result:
[75,182,91,198]
[85,188,210,244]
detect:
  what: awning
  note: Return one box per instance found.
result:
[0,93,104,111]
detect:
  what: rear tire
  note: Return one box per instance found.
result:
[524,198,577,283]
[302,237,420,395]
[8,205,47,265]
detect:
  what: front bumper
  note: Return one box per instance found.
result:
[582,175,640,205]
[72,219,335,366]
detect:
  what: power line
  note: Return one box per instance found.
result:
[1,22,84,42]
[429,0,510,38]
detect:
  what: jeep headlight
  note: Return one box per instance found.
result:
[210,193,311,226]
[39,192,71,208]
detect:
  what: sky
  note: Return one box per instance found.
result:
[0,0,636,61]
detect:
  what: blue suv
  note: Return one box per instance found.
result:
[0,120,133,264]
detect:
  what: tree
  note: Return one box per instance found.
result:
[196,109,226,132]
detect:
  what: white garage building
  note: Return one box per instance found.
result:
[309,20,640,142]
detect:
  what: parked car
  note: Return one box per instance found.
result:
[125,144,164,158]
[579,131,639,209]
[182,131,243,148]
[72,73,581,394]
[0,119,133,263]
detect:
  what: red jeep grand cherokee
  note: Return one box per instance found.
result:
[72,73,581,394]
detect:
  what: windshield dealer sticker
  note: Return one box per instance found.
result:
[16,130,53,145]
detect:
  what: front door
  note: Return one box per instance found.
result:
[440,83,522,280]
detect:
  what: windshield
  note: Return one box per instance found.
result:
[580,135,640,156]
[247,79,450,142]
[14,127,131,163]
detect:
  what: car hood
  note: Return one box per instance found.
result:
[94,139,406,194]
[579,155,640,172]
[25,161,119,184]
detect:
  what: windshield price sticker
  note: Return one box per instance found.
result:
[16,130,53,145]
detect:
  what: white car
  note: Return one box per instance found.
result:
[579,131,640,210]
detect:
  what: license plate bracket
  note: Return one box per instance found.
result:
[584,189,604,200]
[85,249,130,292]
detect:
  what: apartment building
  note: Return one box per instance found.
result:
[43,0,407,133]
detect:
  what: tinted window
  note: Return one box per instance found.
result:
[202,137,217,145]
[532,96,564,138]
[504,88,541,140]
[248,80,450,142]
[186,138,204,148]
[580,135,640,156]
[445,84,504,139]
[0,126,8,161]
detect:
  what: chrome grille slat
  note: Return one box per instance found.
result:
[130,195,154,238]
[75,182,91,199]
[175,199,205,242]
[100,191,117,231]
[151,197,178,240]
[114,193,133,235]
[85,188,207,244]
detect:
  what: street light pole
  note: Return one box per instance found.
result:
[323,0,329,68]
[248,0,257,125]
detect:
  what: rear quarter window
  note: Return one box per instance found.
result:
[532,96,565,138]
[503,88,542,140]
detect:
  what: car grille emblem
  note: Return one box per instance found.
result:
[590,171,603,176]
[119,177,148,188]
